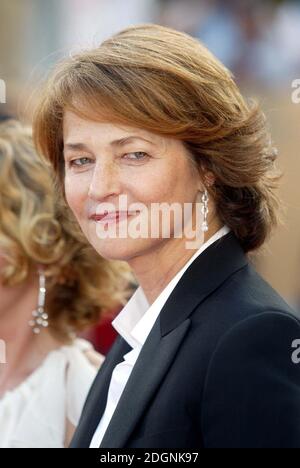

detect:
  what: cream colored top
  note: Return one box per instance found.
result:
[0,339,104,448]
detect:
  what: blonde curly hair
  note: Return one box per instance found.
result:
[0,119,131,341]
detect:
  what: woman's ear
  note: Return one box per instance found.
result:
[197,170,216,192]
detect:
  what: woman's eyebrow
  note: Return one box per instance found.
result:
[110,136,154,147]
[64,142,90,152]
[64,136,154,152]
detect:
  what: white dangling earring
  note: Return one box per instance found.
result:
[201,189,209,232]
[29,269,49,334]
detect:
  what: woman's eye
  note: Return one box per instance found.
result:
[123,152,149,161]
[69,157,92,167]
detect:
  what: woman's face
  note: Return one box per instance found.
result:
[63,111,205,262]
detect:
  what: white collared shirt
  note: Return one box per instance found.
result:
[89,225,230,447]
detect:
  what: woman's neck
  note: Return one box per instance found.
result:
[0,275,62,397]
[129,218,223,305]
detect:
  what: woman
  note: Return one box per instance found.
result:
[0,119,129,448]
[33,24,300,448]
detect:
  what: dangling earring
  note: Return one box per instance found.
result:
[201,189,209,232]
[29,269,49,334]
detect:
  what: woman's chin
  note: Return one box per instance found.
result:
[88,237,148,262]
[90,234,160,262]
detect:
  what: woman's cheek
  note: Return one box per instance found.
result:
[64,173,85,216]
[125,164,175,203]
[64,175,74,210]
[140,174,176,203]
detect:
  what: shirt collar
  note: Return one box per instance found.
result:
[112,225,231,350]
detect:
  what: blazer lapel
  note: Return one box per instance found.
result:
[100,317,191,448]
[70,336,131,448]
[99,232,248,448]
[160,231,248,336]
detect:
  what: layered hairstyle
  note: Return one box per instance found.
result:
[0,119,131,341]
[33,23,281,253]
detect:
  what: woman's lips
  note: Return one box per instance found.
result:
[89,211,138,224]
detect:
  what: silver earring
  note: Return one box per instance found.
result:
[201,189,209,232]
[29,269,49,334]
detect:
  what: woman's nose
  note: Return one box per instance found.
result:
[88,160,122,201]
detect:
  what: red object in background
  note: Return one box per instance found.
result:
[82,307,121,356]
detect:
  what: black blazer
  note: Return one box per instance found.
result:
[71,232,300,448]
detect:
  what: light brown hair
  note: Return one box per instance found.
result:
[33,23,281,253]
